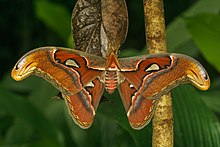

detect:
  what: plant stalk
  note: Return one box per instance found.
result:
[143,0,174,146]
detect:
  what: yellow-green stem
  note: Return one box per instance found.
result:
[143,0,174,146]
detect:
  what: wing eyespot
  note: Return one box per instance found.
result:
[204,73,209,81]
[65,59,80,68]
[15,64,19,70]
[145,63,160,72]
[129,84,134,88]
[86,81,95,87]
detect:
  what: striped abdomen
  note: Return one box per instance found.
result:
[105,71,117,93]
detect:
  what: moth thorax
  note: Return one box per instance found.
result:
[105,71,117,94]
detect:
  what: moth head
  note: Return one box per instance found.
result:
[184,58,210,91]
[11,51,38,81]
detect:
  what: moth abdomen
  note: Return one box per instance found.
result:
[105,71,117,94]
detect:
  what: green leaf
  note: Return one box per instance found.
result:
[173,85,220,147]
[0,85,64,147]
[167,0,220,53]
[99,91,152,147]
[185,13,220,72]
[200,78,220,113]
[4,119,33,145]
[119,47,147,57]
[67,34,74,48]
[34,0,71,41]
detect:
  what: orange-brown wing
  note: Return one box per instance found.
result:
[62,78,105,128]
[118,77,158,129]
[11,47,106,129]
[118,53,210,129]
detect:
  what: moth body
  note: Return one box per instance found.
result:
[104,52,121,93]
[11,47,210,130]
[105,71,117,93]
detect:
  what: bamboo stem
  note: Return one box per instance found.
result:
[143,0,174,146]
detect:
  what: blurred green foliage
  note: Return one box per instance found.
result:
[0,0,220,146]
